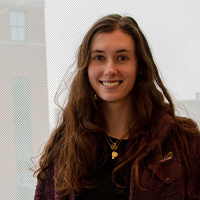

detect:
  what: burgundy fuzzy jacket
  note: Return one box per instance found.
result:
[34,112,200,199]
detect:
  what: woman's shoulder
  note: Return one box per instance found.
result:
[156,109,200,146]
[34,159,60,199]
[175,115,200,162]
[184,123,200,162]
[34,167,55,199]
[157,108,199,134]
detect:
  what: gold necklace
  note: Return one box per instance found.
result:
[104,134,121,159]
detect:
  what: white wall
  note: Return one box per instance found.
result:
[0,1,49,199]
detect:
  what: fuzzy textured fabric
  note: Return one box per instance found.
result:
[34,111,200,199]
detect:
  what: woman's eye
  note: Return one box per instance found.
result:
[118,56,128,61]
[95,55,104,60]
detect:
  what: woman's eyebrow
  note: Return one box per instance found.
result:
[116,49,132,53]
[91,50,105,54]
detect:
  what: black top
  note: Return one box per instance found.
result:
[76,136,130,200]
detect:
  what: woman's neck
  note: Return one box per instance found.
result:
[100,100,135,139]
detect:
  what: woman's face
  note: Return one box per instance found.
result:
[88,29,138,104]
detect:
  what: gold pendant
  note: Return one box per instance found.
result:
[112,151,118,159]
[110,144,116,150]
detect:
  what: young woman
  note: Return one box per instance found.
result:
[34,14,200,200]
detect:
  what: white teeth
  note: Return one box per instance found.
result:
[102,82,120,87]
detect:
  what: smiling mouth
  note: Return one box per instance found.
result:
[99,81,122,87]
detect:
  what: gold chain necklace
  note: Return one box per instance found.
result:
[104,134,121,159]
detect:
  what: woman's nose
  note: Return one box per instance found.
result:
[104,59,117,76]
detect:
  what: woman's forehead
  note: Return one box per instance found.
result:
[90,29,135,53]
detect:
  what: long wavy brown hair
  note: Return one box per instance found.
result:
[35,14,199,197]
